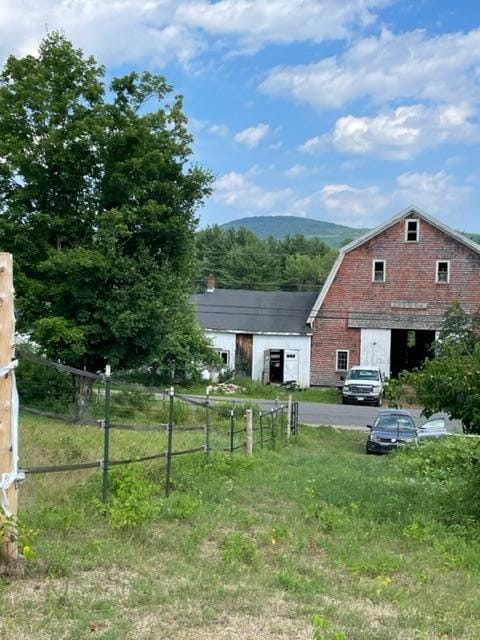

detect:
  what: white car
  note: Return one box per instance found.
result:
[342,366,385,407]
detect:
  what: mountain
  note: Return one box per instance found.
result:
[220,216,368,248]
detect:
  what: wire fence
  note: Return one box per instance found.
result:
[16,350,298,502]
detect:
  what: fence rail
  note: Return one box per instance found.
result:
[17,352,298,503]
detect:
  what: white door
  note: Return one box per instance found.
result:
[360,329,391,379]
[283,350,299,383]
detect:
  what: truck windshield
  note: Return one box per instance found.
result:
[347,370,380,381]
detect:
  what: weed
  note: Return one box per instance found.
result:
[312,614,347,640]
[219,531,259,566]
[159,493,202,520]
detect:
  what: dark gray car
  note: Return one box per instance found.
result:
[366,409,448,454]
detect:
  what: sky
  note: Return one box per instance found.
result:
[1,1,480,232]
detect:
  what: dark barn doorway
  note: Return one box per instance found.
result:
[390,329,435,378]
[268,349,284,384]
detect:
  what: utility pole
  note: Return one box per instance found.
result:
[0,253,18,560]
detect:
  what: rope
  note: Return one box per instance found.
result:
[0,360,25,516]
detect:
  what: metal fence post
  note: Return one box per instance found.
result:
[102,364,111,504]
[165,386,174,497]
[287,394,292,440]
[205,389,211,461]
[259,412,264,449]
[229,404,235,454]
[271,408,275,451]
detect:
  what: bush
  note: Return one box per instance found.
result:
[16,357,75,412]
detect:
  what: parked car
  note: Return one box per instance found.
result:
[342,366,385,407]
[366,409,448,454]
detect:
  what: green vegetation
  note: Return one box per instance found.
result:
[220,215,368,248]
[3,418,480,639]
[195,225,338,291]
[0,33,214,415]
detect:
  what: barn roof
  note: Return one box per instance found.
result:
[193,289,317,335]
[307,206,480,324]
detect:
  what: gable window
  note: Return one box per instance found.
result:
[336,350,349,372]
[372,260,385,282]
[405,219,419,242]
[436,260,450,284]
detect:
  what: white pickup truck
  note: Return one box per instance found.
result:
[342,366,385,407]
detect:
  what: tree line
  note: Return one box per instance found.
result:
[195,225,338,292]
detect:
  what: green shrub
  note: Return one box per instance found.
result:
[103,465,157,529]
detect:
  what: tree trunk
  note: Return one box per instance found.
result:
[74,375,95,421]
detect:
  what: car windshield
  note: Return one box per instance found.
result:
[347,369,380,381]
[375,416,415,431]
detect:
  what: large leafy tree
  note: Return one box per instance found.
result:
[0,33,214,415]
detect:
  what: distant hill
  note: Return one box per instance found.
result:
[221,216,368,248]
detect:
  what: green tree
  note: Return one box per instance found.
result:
[0,33,214,416]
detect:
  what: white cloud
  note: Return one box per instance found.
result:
[283,164,308,178]
[299,135,328,154]
[0,0,392,68]
[393,170,472,214]
[234,123,270,148]
[320,183,388,225]
[176,0,391,51]
[260,28,480,109]
[0,1,203,67]
[214,171,293,211]
[329,103,479,159]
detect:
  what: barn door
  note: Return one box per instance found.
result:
[283,350,299,383]
[235,334,253,376]
[360,329,391,378]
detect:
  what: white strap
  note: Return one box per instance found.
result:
[0,360,23,516]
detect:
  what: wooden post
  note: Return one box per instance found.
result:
[245,409,253,456]
[287,394,292,440]
[0,253,18,560]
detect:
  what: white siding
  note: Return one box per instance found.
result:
[252,335,311,388]
[360,329,391,378]
[205,331,236,366]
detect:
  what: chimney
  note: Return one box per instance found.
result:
[207,273,216,293]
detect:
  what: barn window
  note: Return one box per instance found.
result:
[373,260,385,282]
[215,349,230,367]
[436,260,450,284]
[336,350,349,372]
[405,219,419,242]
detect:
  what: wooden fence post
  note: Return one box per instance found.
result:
[245,409,253,456]
[287,394,292,440]
[0,253,18,561]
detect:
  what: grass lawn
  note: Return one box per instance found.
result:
[1,415,479,639]
[177,377,341,404]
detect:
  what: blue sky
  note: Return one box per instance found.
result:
[1,1,480,232]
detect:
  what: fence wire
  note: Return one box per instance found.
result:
[16,352,297,501]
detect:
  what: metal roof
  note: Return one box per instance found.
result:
[193,289,318,335]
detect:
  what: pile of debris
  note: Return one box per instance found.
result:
[209,382,246,394]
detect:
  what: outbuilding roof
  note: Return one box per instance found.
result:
[193,289,318,335]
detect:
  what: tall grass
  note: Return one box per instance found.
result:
[2,421,480,640]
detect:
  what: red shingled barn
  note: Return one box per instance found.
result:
[308,207,480,386]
